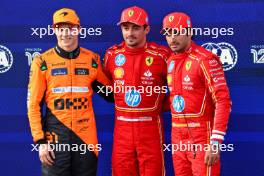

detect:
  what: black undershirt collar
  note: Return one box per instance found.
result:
[54,45,80,59]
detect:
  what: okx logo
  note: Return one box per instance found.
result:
[202,42,238,71]
[0,45,13,73]
[54,98,88,110]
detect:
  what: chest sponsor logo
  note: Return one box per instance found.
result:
[184,75,190,82]
[75,68,89,75]
[125,90,141,107]
[114,67,124,79]
[183,75,193,90]
[141,70,154,85]
[145,56,153,66]
[115,54,126,66]
[52,62,65,67]
[51,68,67,76]
[172,95,185,113]
[54,97,88,110]
[144,70,152,77]
[52,86,89,93]
[168,61,175,73]
[185,61,192,71]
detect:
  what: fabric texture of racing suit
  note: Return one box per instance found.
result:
[167,42,231,176]
[104,42,171,176]
[27,45,111,176]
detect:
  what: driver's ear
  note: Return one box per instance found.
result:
[145,25,150,34]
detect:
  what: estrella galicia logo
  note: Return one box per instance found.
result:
[0,45,13,73]
[125,89,141,107]
[202,42,238,71]
[168,60,175,73]
[172,95,185,112]
[51,68,68,76]
[115,54,126,66]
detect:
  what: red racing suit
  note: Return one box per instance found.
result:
[104,42,171,176]
[167,42,231,176]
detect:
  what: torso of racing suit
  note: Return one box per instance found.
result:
[104,42,171,121]
[27,46,111,156]
[167,42,232,144]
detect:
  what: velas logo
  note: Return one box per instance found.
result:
[0,45,13,74]
[128,10,134,17]
[202,42,238,71]
[168,15,174,22]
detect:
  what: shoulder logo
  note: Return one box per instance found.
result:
[40,60,47,71]
[168,60,175,73]
[92,59,98,68]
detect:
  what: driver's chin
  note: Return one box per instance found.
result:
[126,39,138,47]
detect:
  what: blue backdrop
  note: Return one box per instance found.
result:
[0,0,264,175]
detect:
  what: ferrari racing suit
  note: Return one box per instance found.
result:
[104,42,171,176]
[167,42,231,176]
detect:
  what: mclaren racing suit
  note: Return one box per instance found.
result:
[104,42,171,176]
[27,45,111,176]
[167,42,231,176]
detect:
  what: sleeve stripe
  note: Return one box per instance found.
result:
[212,130,226,135]
[211,134,225,141]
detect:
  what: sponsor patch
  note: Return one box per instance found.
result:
[51,68,67,76]
[75,68,89,75]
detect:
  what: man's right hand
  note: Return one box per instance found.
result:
[39,143,55,166]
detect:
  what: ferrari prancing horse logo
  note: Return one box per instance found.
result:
[185,61,192,71]
[145,56,153,66]
[128,10,134,17]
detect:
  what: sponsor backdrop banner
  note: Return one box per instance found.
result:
[0,0,263,175]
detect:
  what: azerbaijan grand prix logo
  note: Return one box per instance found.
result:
[0,45,13,73]
[202,42,238,71]
[125,89,141,107]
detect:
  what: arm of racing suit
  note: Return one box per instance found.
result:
[200,54,232,143]
[27,55,47,144]
[92,54,114,103]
